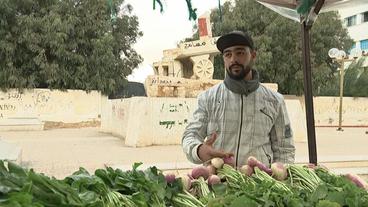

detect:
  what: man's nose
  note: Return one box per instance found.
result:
[230,55,238,64]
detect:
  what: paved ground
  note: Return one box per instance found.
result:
[1,127,368,179]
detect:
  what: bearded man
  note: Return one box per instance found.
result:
[182,31,295,168]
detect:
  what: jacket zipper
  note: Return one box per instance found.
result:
[262,146,272,166]
[235,95,243,168]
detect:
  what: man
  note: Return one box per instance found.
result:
[182,30,295,168]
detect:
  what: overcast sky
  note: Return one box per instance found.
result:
[125,0,220,83]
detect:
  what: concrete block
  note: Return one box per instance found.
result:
[0,140,22,164]
[0,117,44,131]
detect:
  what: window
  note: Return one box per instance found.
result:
[363,11,368,23]
[361,39,368,51]
[349,43,356,53]
[346,15,357,26]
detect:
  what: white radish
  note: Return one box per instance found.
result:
[239,165,253,176]
[180,175,192,191]
[211,157,224,169]
[271,162,288,181]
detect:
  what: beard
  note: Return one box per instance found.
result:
[226,63,252,80]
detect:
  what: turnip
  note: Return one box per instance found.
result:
[164,173,176,184]
[211,157,224,169]
[207,174,221,185]
[239,165,253,176]
[191,166,210,179]
[206,164,217,175]
[271,162,288,181]
[180,175,192,191]
[345,173,368,189]
[223,156,235,167]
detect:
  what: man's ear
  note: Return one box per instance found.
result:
[251,50,257,60]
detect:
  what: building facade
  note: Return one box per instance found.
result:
[339,6,368,52]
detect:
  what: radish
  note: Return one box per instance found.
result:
[271,162,288,181]
[345,173,368,189]
[207,174,221,185]
[164,173,176,184]
[305,163,316,169]
[247,156,272,175]
[211,157,224,169]
[207,164,217,175]
[191,166,210,179]
[247,156,259,168]
[239,165,253,176]
[223,156,235,167]
[180,175,192,191]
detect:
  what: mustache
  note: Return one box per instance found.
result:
[229,64,245,70]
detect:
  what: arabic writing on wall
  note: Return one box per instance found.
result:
[158,102,191,129]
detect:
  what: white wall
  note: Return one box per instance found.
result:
[101,96,308,147]
[0,89,101,123]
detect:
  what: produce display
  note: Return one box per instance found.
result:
[0,158,367,207]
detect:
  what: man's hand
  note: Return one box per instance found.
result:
[197,133,233,162]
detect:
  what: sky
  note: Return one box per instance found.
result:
[125,0,221,83]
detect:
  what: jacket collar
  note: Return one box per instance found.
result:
[224,69,260,95]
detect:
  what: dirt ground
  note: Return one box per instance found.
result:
[1,127,368,179]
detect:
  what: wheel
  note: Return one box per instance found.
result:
[193,59,214,79]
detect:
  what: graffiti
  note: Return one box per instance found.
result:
[160,102,190,113]
[183,41,206,49]
[7,92,22,100]
[159,120,175,129]
[35,91,51,106]
[150,78,182,86]
[0,104,16,111]
[159,119,188,129]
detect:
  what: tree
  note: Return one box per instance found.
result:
[0,0,142,95]
[343,57,368,97]
[206,0,353,95]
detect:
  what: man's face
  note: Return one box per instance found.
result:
[222,45,256,80]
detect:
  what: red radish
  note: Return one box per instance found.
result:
[180,175,192,191]
[239,165,253,176]
[207,165,217,175]
[191,166,210,179]
[211,157,224,169]
[223,156,235,167]
[164,173,176,184]
[207,174,221,185]
[247,156,272,175]
[305,163,316,169]
[187,173,194,180]
[247,156,259,168]
[346,173,368,189]
[271,162,288,181]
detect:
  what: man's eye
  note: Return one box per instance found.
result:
[224,53,231,58]
[237,51,245,56]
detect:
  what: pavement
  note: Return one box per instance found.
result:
[0,127,367,179]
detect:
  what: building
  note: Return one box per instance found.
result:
[339,6,368,52]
